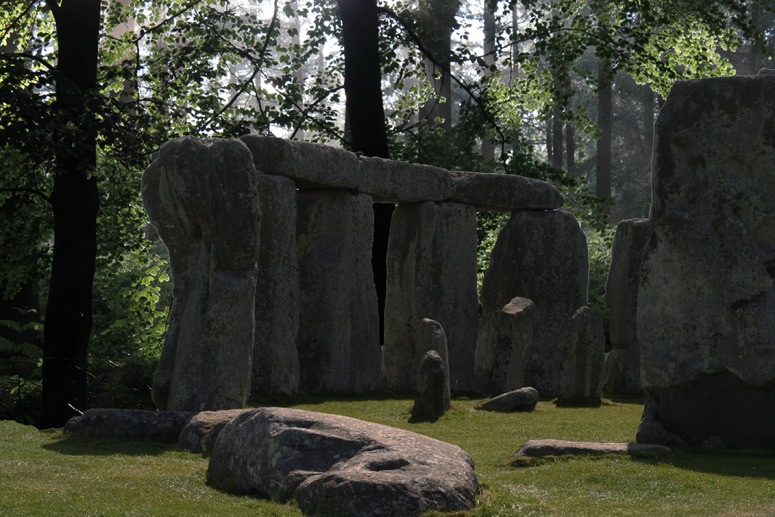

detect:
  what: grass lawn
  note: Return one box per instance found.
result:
[1,397,773,516]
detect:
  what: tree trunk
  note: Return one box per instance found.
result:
[596,60,612,202]
[418,0,454,130]
[337,0,392,344]
[565,122,576,176]
[551,108,563,170]
[481,0,496,161]
[39,0,101,428]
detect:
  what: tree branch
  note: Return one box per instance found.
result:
[0,187,52,205]
[1,0,39,41]
[377,6,507,157]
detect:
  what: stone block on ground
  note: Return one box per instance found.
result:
[514,439,672,458]
[142,137,260,411]
[178,409,250,455]
[64,409,196,441]
[475,297,534,397]
[411,350,448,422]
[206,407,478,517]
[252,174,300,397]
[557,306,605,406]
[479,209,588,397]
[449,171,564,211]
[476,387,539,413]
[296,190,380,393]
[382,202,478,393]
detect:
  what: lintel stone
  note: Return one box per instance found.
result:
[449,171,564,211]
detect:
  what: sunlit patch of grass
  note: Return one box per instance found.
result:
[2,396,774,516]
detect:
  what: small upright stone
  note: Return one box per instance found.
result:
[411,350,447,422]
[557,306,606,406]
[416,318,451,409]
[475,297,534,397]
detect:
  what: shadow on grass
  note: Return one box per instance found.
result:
[42,433,179,457]
[510,448,775,480]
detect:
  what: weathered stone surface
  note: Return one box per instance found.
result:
[252,175,300,397]
[358,156,454,202]
[514,439,672,458]
[296,190,381,393]
[603,218,650,396]
[636,76,775,448]
[480,209,588,397]
[411,350,447,422]
[476,387,539,412]
[416,318,451,409]
[64,409,195,441]
[449,171,564,211]
[240,134,360,190]
[178,409,249,455]
[602,347,642,397]
[557,306,605,405]
[475,297,534,397]
[644,372,775,449]
[383,202,479,393]
[206,407,478,517]
[143,137,260,411]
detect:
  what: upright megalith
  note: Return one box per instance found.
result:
[557,306,605,406]
[142,137,261,411]
[480,209,588,397]
[252,175,300,397]
[296,190,381,393]
[475,297,534,397]
[636,75,775,448]
[603,218,651,396]
[382,202,479,392]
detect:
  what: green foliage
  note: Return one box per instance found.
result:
[0,317,43,424]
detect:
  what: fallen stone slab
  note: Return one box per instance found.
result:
[514,439,672,458]
[207,407,478,517]
[64,409,196,441]
[449,171,564,211]
[178,409,251,455]
[476,387,539,413]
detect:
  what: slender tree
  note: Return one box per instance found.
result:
[337,0,392,343]
[39,0,101,428]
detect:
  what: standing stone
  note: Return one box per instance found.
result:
[416,318,451,409]
[142,137,260,411]
[475,297,535,397]
[603,218,651,396]
[479,209,588,397]
[636,76,775,448]
[382,202,479,393]
[557,306,605,405]
[411,350,447,422]
[296,190,380,393]
[252,175,300,397]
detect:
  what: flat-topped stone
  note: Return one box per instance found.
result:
[240,134,360,189]
[358,155,454,202]
[449,171,564,211]
[514,439,672,458]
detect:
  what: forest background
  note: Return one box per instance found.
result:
[1,0,772,427]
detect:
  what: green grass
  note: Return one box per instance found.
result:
[1,397,774,516]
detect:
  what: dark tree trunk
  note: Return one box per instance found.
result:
[337,0,392,344]
[565,122,576,176]
[39,0,101,428]
[596,61,612,202]
[551,108,563,170]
